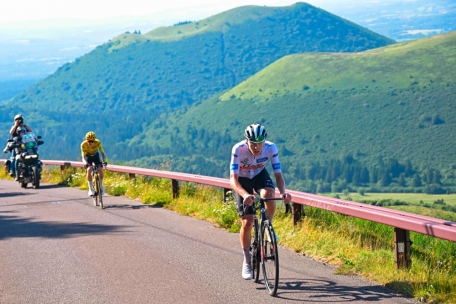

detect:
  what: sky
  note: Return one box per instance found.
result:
[0,0,342,23]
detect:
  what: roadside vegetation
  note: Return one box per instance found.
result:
[2,166,454,303]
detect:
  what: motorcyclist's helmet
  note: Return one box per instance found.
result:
[244,123,267,143]
[85,132,96,141]
[14,114,23,123]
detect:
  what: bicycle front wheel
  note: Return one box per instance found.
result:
[92,172,99,207]
[261,222,279,296]
[95,173,103,209]
[250,217,260,283]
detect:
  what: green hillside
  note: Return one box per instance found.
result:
[219,32,456,100]
[125,31,456,193]
[7,2,393,114]
[0,2,394,162]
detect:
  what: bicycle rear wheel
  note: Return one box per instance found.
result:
[250,217,260,282]
[261,222,279,296]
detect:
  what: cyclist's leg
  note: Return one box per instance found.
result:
[234,190,255,257]
[254,169,276,222]
[234,179,256,279]
[92,154,104,194]
[86,156,95,195]
[99,167,104,180]
[86,162,93,182]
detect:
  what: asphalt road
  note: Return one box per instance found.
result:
[0,180,416,304]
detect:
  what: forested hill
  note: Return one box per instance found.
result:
[0,2,394,160]
[123,31,456,193]
[7,2,393,115]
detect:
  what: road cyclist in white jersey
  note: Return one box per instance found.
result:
[229,123,292,280]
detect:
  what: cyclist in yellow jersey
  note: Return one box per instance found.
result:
[81,131,107,196]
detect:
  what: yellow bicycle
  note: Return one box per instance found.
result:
[88,163,104,209]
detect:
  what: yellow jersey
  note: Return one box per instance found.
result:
[81,139,104,157]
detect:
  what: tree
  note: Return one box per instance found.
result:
[404,159,414,177]
[432,170,442,185]
[398,173,406,187]
[412,173,422,187]
[379,172,391,187]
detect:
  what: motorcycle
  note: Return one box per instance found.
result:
[4,133,44,189]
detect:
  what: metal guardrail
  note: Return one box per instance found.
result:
[2,159,456,268]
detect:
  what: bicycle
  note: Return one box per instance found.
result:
[248,197,291,296]
[87,162,105,209]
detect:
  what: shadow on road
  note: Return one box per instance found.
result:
[34,184,66,189]
[0,212,128,240]
[262,277,413,302]
[0,197,88,207]
[103,204,159,210]
[0,192,35,198]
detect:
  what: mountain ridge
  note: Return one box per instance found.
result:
[123,30,456,190]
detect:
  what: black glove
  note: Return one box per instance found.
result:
[102,161,108,167]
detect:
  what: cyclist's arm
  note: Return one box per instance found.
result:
[100,152,106,163]
[81,151,88,165]
[98,142,106,163]
[274,172,291,203]
[270,145,291,203]
[230,173,255,206]
[81,143,88,165]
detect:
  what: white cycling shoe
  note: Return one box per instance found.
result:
[88,189,95,196]
[242,261,253,280]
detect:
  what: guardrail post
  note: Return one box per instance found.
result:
[394,228,412,269]
[292,203,304,226]
[129,173,135,180]
[172,179,179,199]
[60,165,65,176]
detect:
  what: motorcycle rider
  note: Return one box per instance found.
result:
[7,114,32,178]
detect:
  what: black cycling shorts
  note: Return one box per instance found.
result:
[234,169,275,217]
[86,153,103,168]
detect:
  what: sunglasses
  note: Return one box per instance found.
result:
[248,135,265,143]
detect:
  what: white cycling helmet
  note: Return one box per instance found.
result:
[244,123,267,143]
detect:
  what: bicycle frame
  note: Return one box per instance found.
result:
[87,163,104,209]
[248,197,285,296]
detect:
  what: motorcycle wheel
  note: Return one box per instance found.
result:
[32,166,40,189]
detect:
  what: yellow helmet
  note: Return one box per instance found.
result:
[85,131,96,141]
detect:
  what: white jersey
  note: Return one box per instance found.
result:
[230,140,281,179]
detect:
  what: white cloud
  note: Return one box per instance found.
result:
[0,0,300,23]
[0,0,362,24]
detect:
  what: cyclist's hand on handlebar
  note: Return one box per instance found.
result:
[83,163,90,169]
[102,161,107,168]
[281,192,292,204]
[242,194,255,206]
